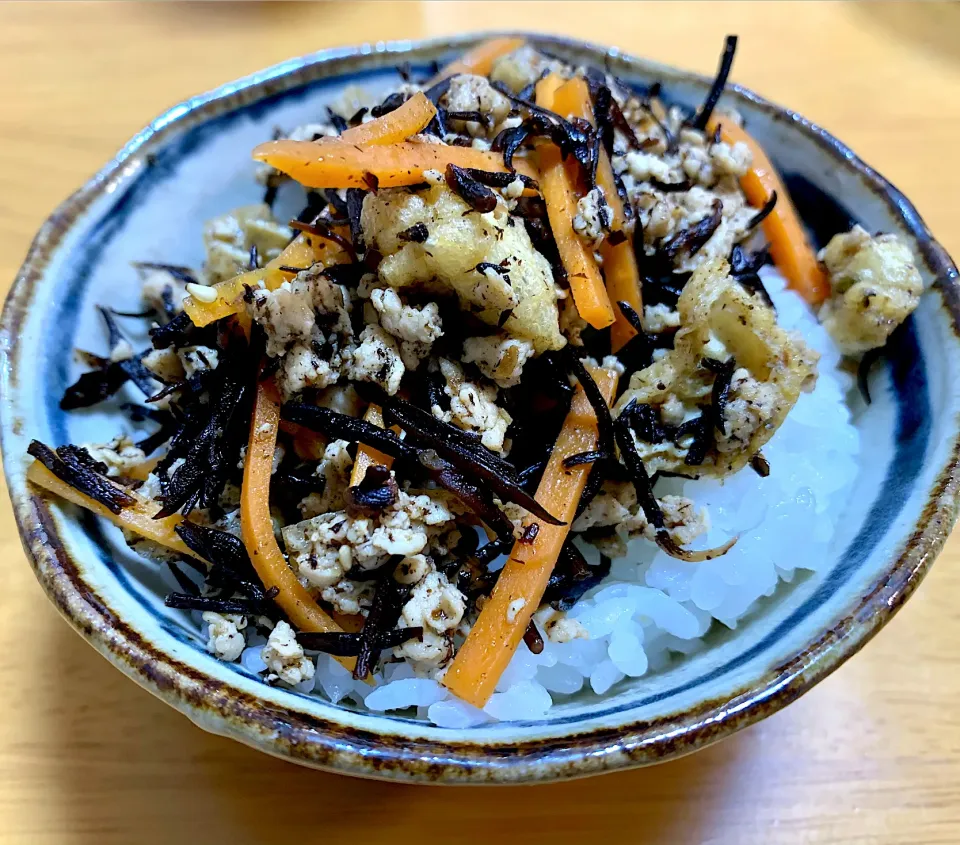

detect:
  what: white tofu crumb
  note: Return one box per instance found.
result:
[435,358,512,453]
[81,435,146,478]
[202,612,247,661]
[502,177,526,199]
[260,620,315,686]
[177,345,219,378]
[572,186,612,249]
[393,565,467,671]
[346,324,406,395]
[369,287,443,368]
[545,614,589,644]
[142,347,185,382]
[461,334,534,388]
[283,490,458,589]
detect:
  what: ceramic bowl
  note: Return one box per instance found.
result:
[3,32,959,784]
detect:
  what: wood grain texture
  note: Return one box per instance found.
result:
[1,2,959,842]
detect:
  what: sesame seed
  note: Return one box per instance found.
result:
[186,283,218,303]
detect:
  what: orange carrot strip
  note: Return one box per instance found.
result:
[281,420,329,462]
[427,37,527,85]
[27,462,193,558]
[551,78,625,231]
[551,77,643,350]
[603,240,644,352]
[252,139,537,190]
[535,76,615,331]
[708,118,829,306]
[442,365,618,707]
[241,378,346,644]
[349,404,395,487]
[337,92,437,145]
[183,235,347,327]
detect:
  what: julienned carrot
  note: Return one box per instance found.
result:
[281,420,328,462]
[241,377,348,647]
[551,77,642,351]
[251,139,537,190]
[337,91,437,145]
[603,240,644,352]
[535,76,615,331]
[442,365,618,707]
[708,118,829,306]
[427,37,526,85]
[348,404,395,487]
[26,462,193,558]
[551,78,625,231]
[183,235,347,327]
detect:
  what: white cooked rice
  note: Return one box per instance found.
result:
[226,268,860,725]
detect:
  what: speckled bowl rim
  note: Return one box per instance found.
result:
[3,32,959,784]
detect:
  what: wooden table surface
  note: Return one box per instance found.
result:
[1,2,959,842]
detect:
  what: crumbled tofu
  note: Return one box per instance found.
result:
[622,150,676,184]
[572,481,709,549]
[283,491,457,589]
[710,140,752,178]
[203,203,291,284]
[369,287,443,369]
[443,73,512,136]
[298,439,354,518]
[535,608,590,643]
[614,258,818,477]
[572,186,612,249]
[715,368,779,454]
[502,177,526,200]
[490,45,563,93]
[278,346,339,397]
[202,612,247,662]
[435,358,512,453]
[461,334,534,388]
[138,265,191,315]
[81,435,146,477]
[610,110,759,273]
[246,264,354,398]
[346,324,406,395]
[643,303,682,334]
[361,184,564,353]
[393,566,466,671]
[247,271,346,357]
[401,569,466,635]
[142,347,185,382]
[818,225,923,354]
[320,577,374,616]
[177,345,219,378]
[393,553,431,584]
[260,620,315,686]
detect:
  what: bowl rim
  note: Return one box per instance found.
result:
[3,30,960,784]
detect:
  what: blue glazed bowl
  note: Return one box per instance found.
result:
[2,33,959,784]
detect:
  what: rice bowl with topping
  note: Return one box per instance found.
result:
[16,35,927,729]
